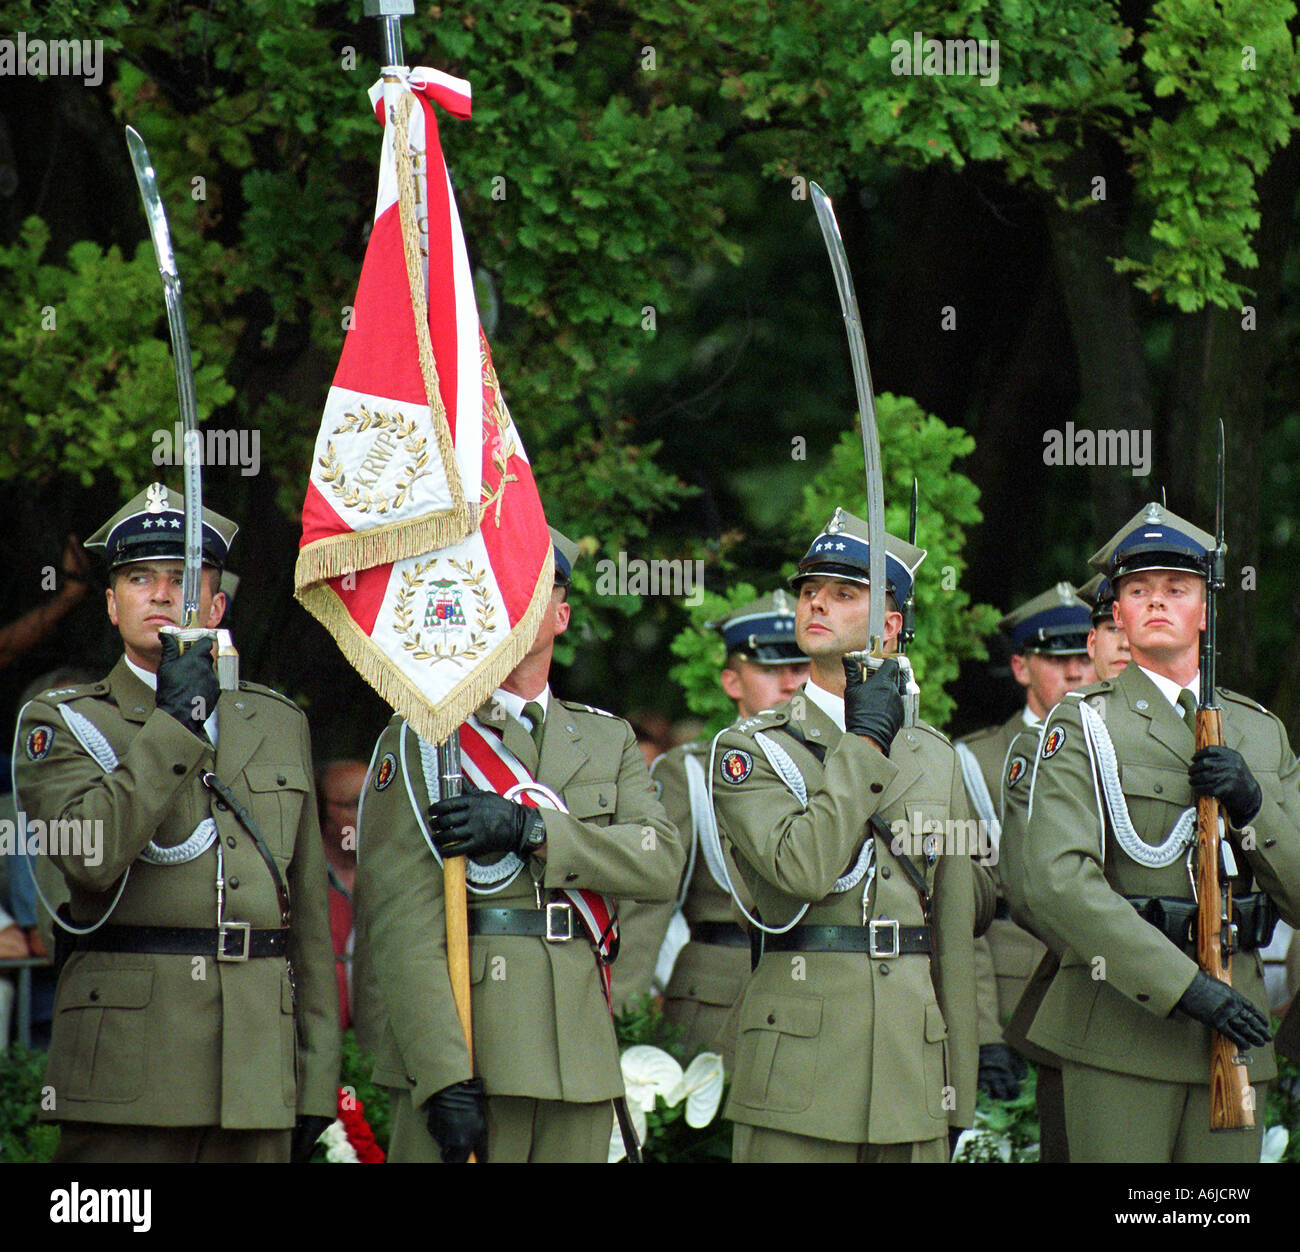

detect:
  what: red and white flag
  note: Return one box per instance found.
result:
[295,67,552,743]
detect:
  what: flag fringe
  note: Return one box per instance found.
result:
[295,546,556,744]
[293,503,477,591]
[395,91,467,519]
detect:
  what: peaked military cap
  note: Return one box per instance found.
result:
[707,590,807,665]
[85,482,237,570]
[791,507,926,604]
[999,582,1091,654]
[1089,502,1215,583]
[1078,573,1117,625]
[549,526,581,588]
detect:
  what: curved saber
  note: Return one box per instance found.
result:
[125,125,203,629]
[809,182,886,655]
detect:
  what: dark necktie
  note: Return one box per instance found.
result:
[523,701,546,755]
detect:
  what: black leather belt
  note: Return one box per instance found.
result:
[65,923,288,962]
[692,921,749,948]
[1125,892,1278,955]
[469,904,577,943]
[762,921,932,959]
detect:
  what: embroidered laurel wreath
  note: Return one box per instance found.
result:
[317,404,431,514]
[393,557,495,663]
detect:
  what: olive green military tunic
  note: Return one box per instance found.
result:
[996,724,1071,1161]
[357,694,681,1162]
[650,741,754,1068]
[1006,662,1300,1162]
[710,694,979,1156]
[14,660,340,1146]
[957,711,1048,1043]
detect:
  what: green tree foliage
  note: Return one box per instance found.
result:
[0,218,233,488]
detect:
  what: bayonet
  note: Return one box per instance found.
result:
[901,477,918,652]
[125,125,238,687]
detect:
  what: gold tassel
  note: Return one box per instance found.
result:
[294,507,473,592]
[394,93,466,518]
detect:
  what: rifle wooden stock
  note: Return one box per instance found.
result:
[1194,706,1253,1130]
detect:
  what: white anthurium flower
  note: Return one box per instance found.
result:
[681,1052,725,1128]
[1260,1125,1288,1164]
[620,1045,685,1112]
[607,1101,648,1164]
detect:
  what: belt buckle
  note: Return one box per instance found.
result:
[869,918,900,959]
[217,922,251,962]
[545,902,573,943]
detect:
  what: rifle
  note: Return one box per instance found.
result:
[1195,419,1253,1131]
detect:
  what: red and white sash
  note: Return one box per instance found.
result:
[458,717,620,1001]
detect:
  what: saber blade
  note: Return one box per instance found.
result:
[125,125,202,628]
[809,182,886,655]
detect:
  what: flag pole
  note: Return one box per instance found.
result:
[362,0,476,1094]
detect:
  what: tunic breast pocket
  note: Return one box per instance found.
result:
[732,993,823,1114]
[52,965,154,1103]
[244,765,312,854]
[564,782,618,827]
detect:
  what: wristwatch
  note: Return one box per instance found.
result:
[521,810,547,855]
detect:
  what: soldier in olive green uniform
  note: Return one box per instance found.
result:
[1005,503,1300,1162]
[13,485,339,1163]
[357,530,682,1163]
[711,511,979,1163]
[997,576,1127,1162]
[645,592,808,1066]
[958,583,1092,1104]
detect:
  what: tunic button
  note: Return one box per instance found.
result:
[277,774,287,787]
[767,1013,776,1025]
[1153,784,1163,794]
[216,800,229,811]
[1137,993,1149,1003]
[89,989,100,1002]
[880,866,891,879]
[1264,839,1276,849]
[870,783,883,794]
[878,963,890,975]
[226,837,237,849]
[172,763,186,775]
[229,876,240,889]
[598,794,608,806]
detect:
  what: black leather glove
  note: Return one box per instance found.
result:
[1176,970,1272,1050]
[156,633,219,739]
[428,786,544,859]
[977,1043,1025,1101]
[1189,746,1262,829]
[290,1114,332,1163]
[426,1077,489,1163]
[843,656,904,753]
